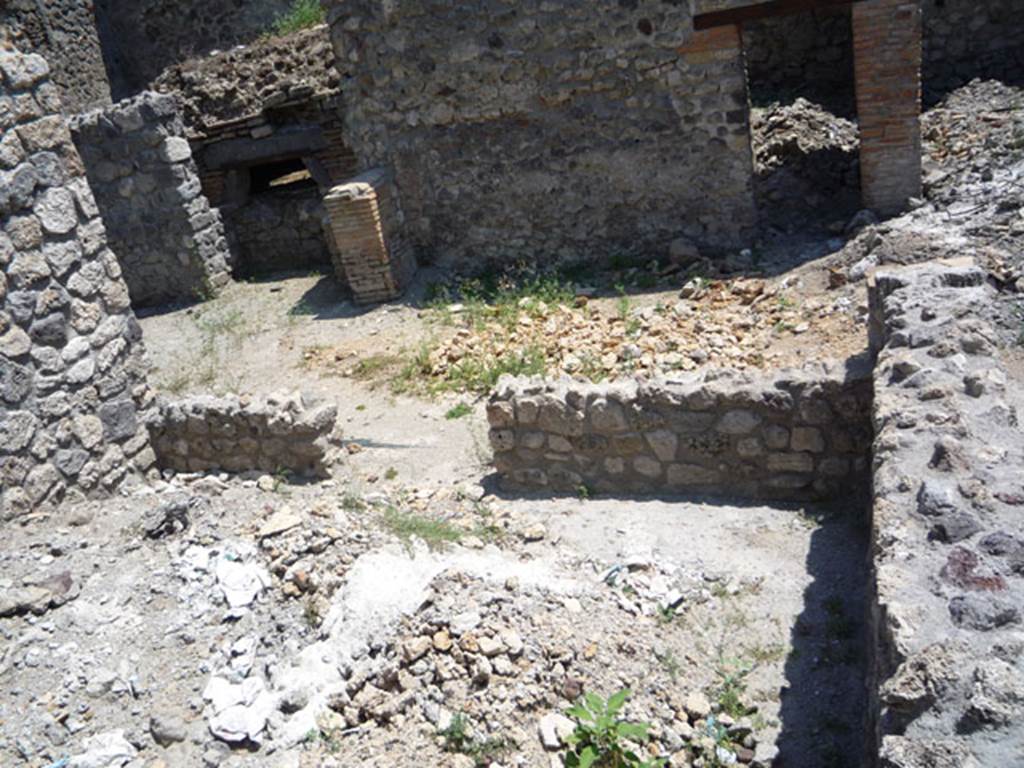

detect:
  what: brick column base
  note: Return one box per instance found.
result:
[853,0,923,216]
[323,169,415,304]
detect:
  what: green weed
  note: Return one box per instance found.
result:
[382,507,462,550]
[270,0,325,36]
[563,689,664,768]
[440,713,515,766]
[445,402,473,420]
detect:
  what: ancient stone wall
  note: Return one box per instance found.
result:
[151,25,340,133]
[326,0,758,268]
[0,0,112,113]
[69,92,232,308]
[1,49,154,520]
[868,260,1024,767]
[224,188,332,277]
[486,366,872,501]
[922,0,1024,103]
[742,7,855,113]
[93,0,296,98]
[147,393,339,476]
[741,0,1024,108]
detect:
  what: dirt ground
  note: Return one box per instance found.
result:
[0,254,877,768]
[0,473,869,768]
[137,246,867,491]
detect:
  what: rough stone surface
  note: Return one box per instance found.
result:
[69,91,232,308]
[95,0,299,98]
[326,0,758,267]
[869,259,1024,767]
[224,188,332,277]
[147,392,340,476]
[0,1,112,113]
[0,49,153,520]
[742,1,1024,109]
[488,364,872,500]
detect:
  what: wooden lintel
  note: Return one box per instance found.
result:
[694,0,863,30]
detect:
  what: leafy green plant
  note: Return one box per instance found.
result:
[713,658,755,719]
[270,0,325,36]
[272,466,291,493]
[562,690,665,768]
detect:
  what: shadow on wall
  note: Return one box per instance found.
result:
[776,503,872,768]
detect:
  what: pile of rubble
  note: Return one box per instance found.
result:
[418,278,862,386]
[297,556,775,768]
[750,98,860,227]
[828,80,1024,340]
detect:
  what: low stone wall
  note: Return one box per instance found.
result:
[486,366,872,501]
[1,49,154,520]
[69,92,232,308]
[868,260,1024,767]
[147,393,339,477]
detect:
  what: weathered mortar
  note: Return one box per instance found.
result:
[868,260,1024,767]
[0,49,154,519]
[146,392,339,477]
[326,0,758,268]
[68,92,232,308]
[487,365,872,501]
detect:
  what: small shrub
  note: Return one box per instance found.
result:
[563,690,665,768]
[384,466,398,481]
[270,0,324,36]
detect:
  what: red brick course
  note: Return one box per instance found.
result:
[853,0,923,215]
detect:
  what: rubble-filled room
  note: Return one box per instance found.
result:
[3,1,1024,768]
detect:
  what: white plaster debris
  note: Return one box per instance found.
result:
[215,551,271,609]
[203,676,276,743]
[68,729,137,767]
[272,543,580,746]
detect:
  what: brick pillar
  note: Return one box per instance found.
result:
[853,0,923,216]
[323,169,415,304]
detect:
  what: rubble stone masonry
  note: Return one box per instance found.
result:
[868,260,1024,767]
[487,365,872,501]
[326,0,758,268]
[0,49,154,520]
[0,0,112,113]
[147,392,339,477]
[69,92,233,308]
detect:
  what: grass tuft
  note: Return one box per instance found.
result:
[382,507,462,550]
[270,0,325,36]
